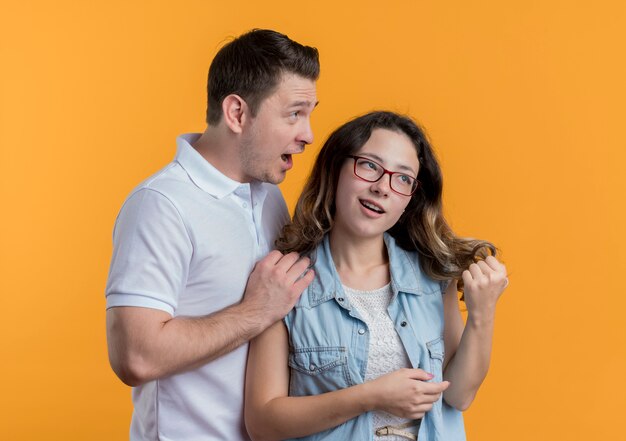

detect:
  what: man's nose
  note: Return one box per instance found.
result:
[297,118,314,146]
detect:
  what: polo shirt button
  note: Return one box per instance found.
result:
[337,297,344,302]
[401,321,407,327]
[242,202,248,208]
[358,328,366,335]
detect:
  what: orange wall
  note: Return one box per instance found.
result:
[1,1,624,439]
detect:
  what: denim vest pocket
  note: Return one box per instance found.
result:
[426,336,445,382]
[288,346,353,396]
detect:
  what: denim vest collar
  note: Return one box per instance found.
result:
[306,233,427,308]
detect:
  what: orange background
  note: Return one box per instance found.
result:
[1,1,624,439]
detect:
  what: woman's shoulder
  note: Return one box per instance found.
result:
[385,235,447,295]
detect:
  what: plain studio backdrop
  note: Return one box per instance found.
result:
[1,1,624,439]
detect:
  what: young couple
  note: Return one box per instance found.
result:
[106,29,507,441]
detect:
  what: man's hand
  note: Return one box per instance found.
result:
[241,251,315,327]
[108,252,313,386]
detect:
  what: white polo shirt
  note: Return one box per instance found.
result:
[106,133,289,441]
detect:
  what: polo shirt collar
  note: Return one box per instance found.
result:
[175,133,240,199]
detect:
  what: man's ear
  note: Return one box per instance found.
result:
[221,94,248,134]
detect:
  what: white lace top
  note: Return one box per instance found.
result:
[343,284,420,440]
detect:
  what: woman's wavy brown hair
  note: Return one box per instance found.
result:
[276,111,496,290]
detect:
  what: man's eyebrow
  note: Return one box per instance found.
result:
[289,100,319,108]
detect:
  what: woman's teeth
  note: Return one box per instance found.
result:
[361,200,384,213]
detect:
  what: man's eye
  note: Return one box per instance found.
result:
[290,111,300,119]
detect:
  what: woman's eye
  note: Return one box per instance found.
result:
[365,161,378,170]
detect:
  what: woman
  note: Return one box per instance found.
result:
[245,111,508,440]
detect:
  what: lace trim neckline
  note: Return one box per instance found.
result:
[342,282,391,295]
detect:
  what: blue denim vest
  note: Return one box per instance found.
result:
[283,233,465,441]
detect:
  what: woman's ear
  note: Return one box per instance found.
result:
[221,94,248,134]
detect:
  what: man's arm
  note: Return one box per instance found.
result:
[107,250,314,386]
[105,188,314,386]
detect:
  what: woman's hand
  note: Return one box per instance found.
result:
[368,368,450,419]
[462,255,508,323]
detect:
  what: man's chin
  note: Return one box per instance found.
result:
[270,173,287,185]
[259,170,286,185]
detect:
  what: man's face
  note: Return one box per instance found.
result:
[239,73,317,184]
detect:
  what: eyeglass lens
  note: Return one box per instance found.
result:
[353,157,416,195]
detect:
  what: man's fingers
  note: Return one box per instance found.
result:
[292,268,315,294]
[257,249,285,267]
[273,251,301,272]
[286,256,312,282]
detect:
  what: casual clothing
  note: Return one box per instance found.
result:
[106,133,289,441]
[343,284,418,440]
[283,233,465,441]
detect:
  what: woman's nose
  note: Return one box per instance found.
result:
[370,174,391,195]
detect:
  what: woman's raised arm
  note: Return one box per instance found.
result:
[442,256,508,411]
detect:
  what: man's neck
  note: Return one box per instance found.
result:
[192,127,245,182]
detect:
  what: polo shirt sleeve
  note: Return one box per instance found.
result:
[105,188,192,315]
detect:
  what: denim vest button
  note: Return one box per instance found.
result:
[309,364,316,371]
[401,321,407,327]
[337,297,344,302]
[358,328,366,335]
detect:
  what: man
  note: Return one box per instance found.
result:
[105,29,319,440]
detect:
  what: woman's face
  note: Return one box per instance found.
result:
[333,128,420,241]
